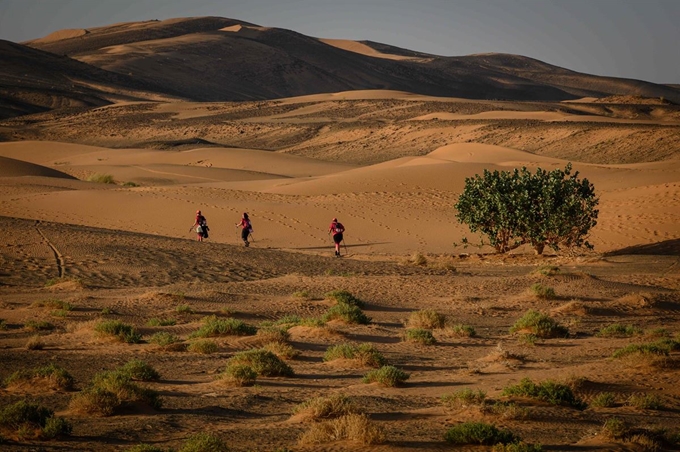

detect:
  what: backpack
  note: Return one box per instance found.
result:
[334,222,344,234]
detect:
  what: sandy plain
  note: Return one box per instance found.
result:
[1,90,679,451]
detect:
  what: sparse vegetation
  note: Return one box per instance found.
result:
[323,343,386,367]
[24,320,55,331]
[0,400,72,439]
[292,290,311,299]
[175,304,194,314]
[404,328,437,345]
[627,393,665,410]
[94,320,141,343]
[510,310,568,338]
[87,173,115,184]
[484,401,531,420]
[150,331,183,349]
[444,421,518,445]
[441,388,487,408]
[590,392,617,408]
[362,365,409,387]
[293,394,361,420]
[25,335,45,350]
[530,283,556,299]
[0,319,6,330]
[32,299,73,311]
[611,341,674,368]
[597,323,642,337]
[502,377,586,409]
[189,316,256,338]
[125,444,168,452]
[119,359,160,381]
[256,326,290,343]
[179,432,228,452]
[220,364,257,386]
[146,318,176,327]
[492,442,543,452]
[322,303,371,324]
[226,349,294,377]
[447,323,476,337]
[262,341,299,360]
[408,309,445,329]
[325,289,365,308]
[299,413,385,445]
[3,363,74,390]
[406,251,428,266]
[535,266,560,276]
[187,339,218,354]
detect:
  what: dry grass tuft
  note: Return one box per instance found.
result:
[407,309,446,329]
[25,335,45,350]
[262,341,299,360]
[551,300,591,316]
[618,292,660,308]
[292,394,362,421]
[298,413,385,445]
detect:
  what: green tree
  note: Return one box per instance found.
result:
[455,164,598,254]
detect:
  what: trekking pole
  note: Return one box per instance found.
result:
[249,232,255,243]
[342,239,348,256]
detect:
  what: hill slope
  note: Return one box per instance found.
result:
[22,17,680,105]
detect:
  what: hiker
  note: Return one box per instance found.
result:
[190,210,209,241]
[236,212,253,247]
[328,217,345,257]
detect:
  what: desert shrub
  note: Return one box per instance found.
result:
[0,319,6,330]
[444,421,518,445]
[408,309,445,329]
[325,290,365,308]
[530,283,556,300]
[227,349,294,377]
[41,416,73,439]
[323,343,386,367]
[441,388,486,408]
[406,251,428,266]
[611,342,671,368]
[447,324,476,337]
[220,364,256,387]
[298,317,326,327]
[262,341,299,360]
[455,164,598,254]
[94,320,141,343]
[292,290,311,299]
[293,394,361,420]
[69,386,119,416]
[322,304,370,324]
[179,432,228,452]
[150,332,182,348]
[51,309,69,317]
[87,173,115,184]
[590,392,617,408]
[627,393,665,410]
[0,400,71,439]
[510,310,568,338]
[502,378,586,409]
[298,413,385,445]
[187,339,218,354]
[597,324,642,337]
[123,181,139,187]
[189,316,256,338]
[146,318,176,327]
[484,401,530,420]
[404,328,437,345]
[3,363,74,390]
[25,335,44,350]
[601,417,629,440]
[33,299,73,311]
[362,365,409,387]
[100,307,114,315]
[535,266,560,277]
[645,328,671,338]
[24,320,54,331]
[175,304,194,314]
[518,334,538,346]
[492,442,543,452]
[119,359,160,381]
[256,326,290,343]
[273,314,302,327]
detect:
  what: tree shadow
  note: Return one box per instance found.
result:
[605,239,680,256]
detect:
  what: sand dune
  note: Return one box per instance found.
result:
[0,156,76,179]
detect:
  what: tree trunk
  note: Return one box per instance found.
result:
[533,243,545,255]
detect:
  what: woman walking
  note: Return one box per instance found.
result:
[236,212,253,247]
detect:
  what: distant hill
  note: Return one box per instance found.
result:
[0,39,182,119]
[3,16,677,118]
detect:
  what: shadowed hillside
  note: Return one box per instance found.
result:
[17,16,679,109]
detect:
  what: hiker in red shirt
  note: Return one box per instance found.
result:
[190,210,208,241]
[328,218,345,257]
[236,212,253,247]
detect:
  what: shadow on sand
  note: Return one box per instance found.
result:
[605,239,680,256]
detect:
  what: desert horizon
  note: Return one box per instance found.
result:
[1,12,680,452]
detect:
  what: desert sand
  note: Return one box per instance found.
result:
[1,85,680,452]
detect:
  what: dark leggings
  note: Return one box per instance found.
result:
[241,228,250,241]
